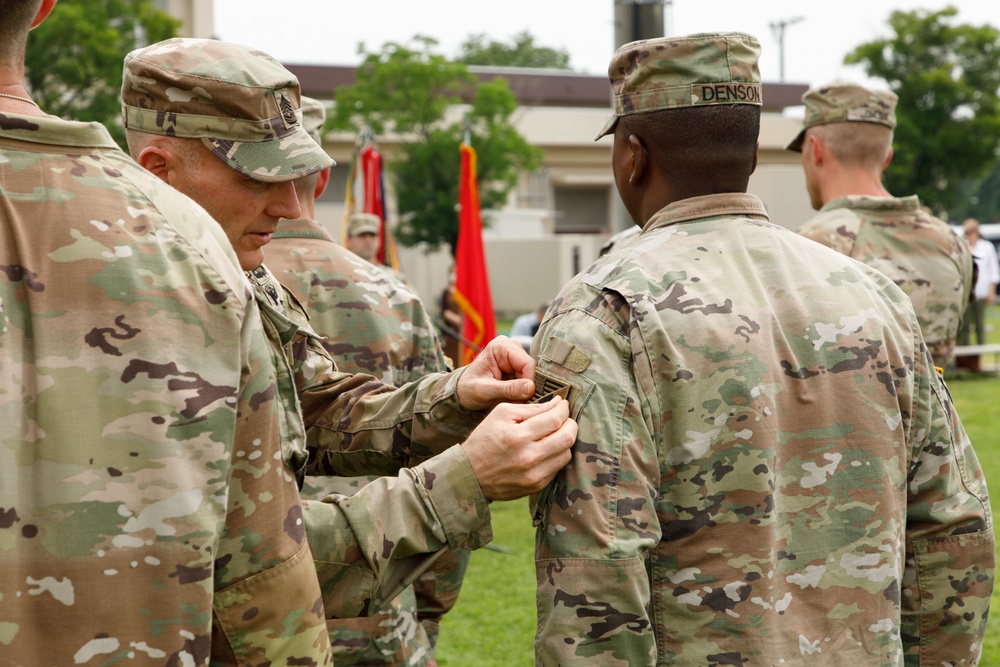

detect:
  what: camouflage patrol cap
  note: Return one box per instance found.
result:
[786,81,897,152]
[122,38,333,182]
[298,96,327,146]
[596,32,762,141]
[347,213,380,237]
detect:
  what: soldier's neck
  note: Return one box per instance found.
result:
[820,168,891,206]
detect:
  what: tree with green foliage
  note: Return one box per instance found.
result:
[330,37,542,255]
[845,6,1000,216]
[25,0,179,148]
[458,31,571,70]
[952,162,1000,223]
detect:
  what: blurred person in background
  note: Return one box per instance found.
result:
[958,217,999,347]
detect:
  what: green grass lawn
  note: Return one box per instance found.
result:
[435,308,1000,665]
[435,498,537,666]
[953,372,1000,661]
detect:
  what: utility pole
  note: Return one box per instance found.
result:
[613,0,668,51]
[769,16,804,82]
[610,0,668,233]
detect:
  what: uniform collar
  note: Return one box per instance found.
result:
[819,194,918,214]
[272,216,336,242]
[644,193,769,232]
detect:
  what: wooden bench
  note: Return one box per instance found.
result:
[952,344,1000,372]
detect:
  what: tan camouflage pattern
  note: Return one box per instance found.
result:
[269,219,449,382]
[787,81,898,152]
[597,32,762,139]
[239,263,491,618]
[798,195,974,368]
[0,112,334,665]
[122,38,332,182]
[268,217,468,666]
[348,212,382,237]
[410,546,471,650]
[1,111,498,666]
[299,96,327,144]
[599,225,642,257]
[530,193,993,665]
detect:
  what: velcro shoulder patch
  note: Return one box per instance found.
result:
[542,337,591,373]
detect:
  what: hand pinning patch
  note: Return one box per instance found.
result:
[529,368,570,404]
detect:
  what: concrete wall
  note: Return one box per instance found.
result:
[164,0,214,38]
[749,163,813,231]
[753,115,814,230]
[480,234,608,318]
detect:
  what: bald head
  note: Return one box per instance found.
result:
[808,122,893,170]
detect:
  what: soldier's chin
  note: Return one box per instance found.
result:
[237,248,266,271]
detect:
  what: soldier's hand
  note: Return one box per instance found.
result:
[463,396,576,501]
[456,336,535,411]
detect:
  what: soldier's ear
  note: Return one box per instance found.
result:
[30,0,57,29]
[806,134,824,166]
[626,134,647,186]
[136,145,171,184]
[882,146,893,171]
[314,167,331,199]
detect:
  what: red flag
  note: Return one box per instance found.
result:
[359,144,390,265]
[342,139,400,270]
[453,143,496,366]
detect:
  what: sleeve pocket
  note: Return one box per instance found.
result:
[529,355,597,532]
[213,546,331,663]
[907,529,995,663]
[535,556,655,665]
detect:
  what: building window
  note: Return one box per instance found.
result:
[519,168,551,209]
[553,186,610,234]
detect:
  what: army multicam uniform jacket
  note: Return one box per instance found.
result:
[0,112,327,665]
[0,113,493,666]
[267,217,457,667]
[268,218,449,385]
[242,262,487,616]
[530,193,993,666]
[797,195,973,368]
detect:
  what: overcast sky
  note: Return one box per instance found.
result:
[213,1,996,91]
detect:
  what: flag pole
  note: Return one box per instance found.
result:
[433,319,483,354]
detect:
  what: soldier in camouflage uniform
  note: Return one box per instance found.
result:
[345,213,381,263]
[120,28,579,645]
[265,97,470,666]
[1,9,576,663]
[788,81,973,368]
[345,212,414,289]
[3,3,325,663]
[530,32,994,665]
